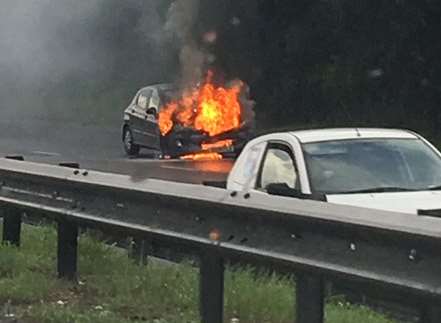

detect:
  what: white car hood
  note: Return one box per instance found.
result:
[326,190,441,214]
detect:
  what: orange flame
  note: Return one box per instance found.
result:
[159,71,243,137]
[201,139,233,151]
[180,152,223,161]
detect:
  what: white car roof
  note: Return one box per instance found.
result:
[289,128,418,143]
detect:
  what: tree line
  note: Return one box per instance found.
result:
[2,0,441,141]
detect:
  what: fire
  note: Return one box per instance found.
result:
[201,139,233,151]
[180,152,223,161]
[159,71,243,137]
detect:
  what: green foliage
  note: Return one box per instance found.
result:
[326,299,396,323]
[0,222,398,322]
[213,0,441,141]
[224,268,295,323]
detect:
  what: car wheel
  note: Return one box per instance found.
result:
[123,127,140,156]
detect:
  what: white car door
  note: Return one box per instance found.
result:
[227,133,310,197]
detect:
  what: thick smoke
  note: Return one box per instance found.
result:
[0,0,176,121]
[0,1,104,86]
[163,0,214,87]
[0,1,175,83]
[0,0,253,127]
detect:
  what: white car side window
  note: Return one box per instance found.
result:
[259,147,298,189]
[137,95,147,109]
[137,89,153,109]
[150,91,160,109]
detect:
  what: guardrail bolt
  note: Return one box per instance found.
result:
[408,248,418,262]
[349,243,357,251]
[230,191,238,197]
[82,171,89,176]
[73,170,80,175]
[195,216,205,223]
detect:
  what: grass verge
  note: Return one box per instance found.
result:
[0,223,396,323]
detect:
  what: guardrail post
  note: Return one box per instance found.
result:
[296,273,324,323]
[199,250,224,323]
[130,238,149,265]
[421,304,441,323]
[2,208,22,246]
[57,220,78,280]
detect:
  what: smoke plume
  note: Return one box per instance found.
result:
[162,0,255,128]
[164,0,215,87]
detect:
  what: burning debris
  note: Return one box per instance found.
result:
[180,152,223,161]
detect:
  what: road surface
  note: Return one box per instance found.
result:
[0,119,233,183]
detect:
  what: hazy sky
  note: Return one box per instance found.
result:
[0,1,108,84]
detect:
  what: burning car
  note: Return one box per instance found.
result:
[122,72,255,159]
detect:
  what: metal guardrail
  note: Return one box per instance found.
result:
[1,157,441,323]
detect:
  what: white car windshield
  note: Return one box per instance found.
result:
[302,138,441,194]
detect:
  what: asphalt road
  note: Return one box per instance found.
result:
[0,119,233,184]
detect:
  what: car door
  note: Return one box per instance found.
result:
[130,89,160,149]
[143,88,161,150]
[227,140,267,191]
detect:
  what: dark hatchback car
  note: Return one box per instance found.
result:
[122,84,173,156]
[122,83,252,158]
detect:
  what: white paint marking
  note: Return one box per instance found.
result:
[31,151,61,157]
[160,165,199,172]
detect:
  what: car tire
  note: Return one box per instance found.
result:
[123,126,140,156]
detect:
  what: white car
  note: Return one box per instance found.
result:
[226,128,441,214]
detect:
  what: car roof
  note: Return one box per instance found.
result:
[288,128,418,143]
[138,83,175,92]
